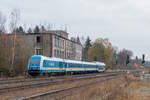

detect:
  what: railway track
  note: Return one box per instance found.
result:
[0,72,123,94]
[0,69,136,85]
[11,72,128,100]
[10,70,141,100]
[0,70,130,85]
[0,77,50,85]
[0,73,96,84]
[0,72,110,85]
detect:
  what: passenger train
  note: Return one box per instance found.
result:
[28,55,105,76]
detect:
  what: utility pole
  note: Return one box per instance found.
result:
[142,54,145,65]
[126,55,130,66]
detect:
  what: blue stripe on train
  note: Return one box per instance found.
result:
[40,70,65,73]
[40,69,97,73]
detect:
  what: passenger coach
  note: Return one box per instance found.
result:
[28,55,105,76]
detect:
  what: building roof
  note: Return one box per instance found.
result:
[7,30,82,45]
[47,30,69,34]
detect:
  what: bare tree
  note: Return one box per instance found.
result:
[9,9,20,75]
[117,49,133,67]
[40,25,46,32]
[46,23,52,31]
[10,9,20,32]
[0,11,6,33]
[23,23,27,33]
[0,11,7,76]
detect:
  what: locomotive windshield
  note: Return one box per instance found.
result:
[30,59,41,64]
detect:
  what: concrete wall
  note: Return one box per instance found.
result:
[17,34,35,55]
[75,43,82,61]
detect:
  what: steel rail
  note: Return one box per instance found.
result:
[0,72,110,85]
[0,72,122,94]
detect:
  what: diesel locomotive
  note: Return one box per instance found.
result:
[28,55,105,76]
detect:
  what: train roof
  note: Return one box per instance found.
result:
[64,59,97,65]
[92,61,105,66]
[43,56,64,62]
[31,55,63,62]
[31,55,105,66]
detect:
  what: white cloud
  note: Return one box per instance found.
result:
[0,0,150,60]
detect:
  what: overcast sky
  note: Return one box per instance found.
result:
[0,0,150,60]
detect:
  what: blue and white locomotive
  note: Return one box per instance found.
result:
[28,55,105,76]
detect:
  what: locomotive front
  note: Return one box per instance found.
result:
[28,55,42,76]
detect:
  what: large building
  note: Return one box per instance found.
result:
[12,30,82,61]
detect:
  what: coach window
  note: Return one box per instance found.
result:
[36,36,41,43]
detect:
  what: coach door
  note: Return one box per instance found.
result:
[59,62,65,72]
[59,62,63,69]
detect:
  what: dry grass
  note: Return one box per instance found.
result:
[1,74,150,100]
[0,75,105,100]
[62,75,150,100]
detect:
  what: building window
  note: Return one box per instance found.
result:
[62,51,63,58]
[36,36,41,43]
[62,51,64,58]
[60,51,62,58]
[57,37,60,48]
[57,50,59,57]
[62,40,64,49]
[54,50,57,57]
[59,50,61,58]
[36,49,43,55]
[54,36,57,47]
[59,39,61,48]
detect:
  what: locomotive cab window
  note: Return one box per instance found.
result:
[30,59,41,64]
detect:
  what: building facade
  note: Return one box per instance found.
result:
[13,30,82,61]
